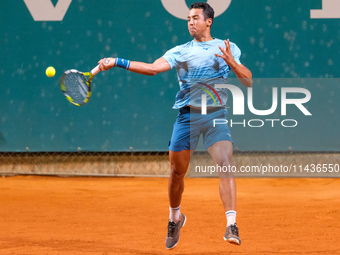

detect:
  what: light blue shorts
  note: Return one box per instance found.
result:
[169,107,233,152]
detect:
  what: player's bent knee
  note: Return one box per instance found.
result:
[216,160,234,178]
[170,166,187,179]
[216,160,232,168]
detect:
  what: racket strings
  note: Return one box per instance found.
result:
[61,72,91,105]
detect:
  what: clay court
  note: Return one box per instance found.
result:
[1,176,339,255]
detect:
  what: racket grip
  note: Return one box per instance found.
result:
[91,59,110,75]
[91,65,100,75]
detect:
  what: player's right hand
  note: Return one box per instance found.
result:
[98,57,116,71]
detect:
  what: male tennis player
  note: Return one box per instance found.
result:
[98,2,252,249]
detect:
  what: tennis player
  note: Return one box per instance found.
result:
[98,2,252,249]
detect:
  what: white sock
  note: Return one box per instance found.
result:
[226,210,237,226]
[169,205,181,222]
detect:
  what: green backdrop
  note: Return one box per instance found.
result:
[0,0,339,152]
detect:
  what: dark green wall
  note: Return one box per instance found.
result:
[0,0,339,151]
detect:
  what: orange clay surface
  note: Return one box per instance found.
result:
[0,176,340,255]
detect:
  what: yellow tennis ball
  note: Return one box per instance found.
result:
[46,66,56,77]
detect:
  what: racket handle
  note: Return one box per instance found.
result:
[91,59,110,76]
[91,65,100,75]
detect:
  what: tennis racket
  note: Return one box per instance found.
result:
[60,59,109,106]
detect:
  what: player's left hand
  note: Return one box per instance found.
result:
[214,39,237,67]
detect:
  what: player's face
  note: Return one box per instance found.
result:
[187,9,212,38]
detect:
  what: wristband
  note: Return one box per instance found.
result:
[115,58,131,70]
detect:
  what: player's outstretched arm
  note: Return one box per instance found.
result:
[215,39,253,87]
[98,57,171,76]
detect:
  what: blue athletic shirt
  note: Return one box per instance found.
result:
[162,38,241,109]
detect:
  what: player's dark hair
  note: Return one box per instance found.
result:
[190,2,214,26]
